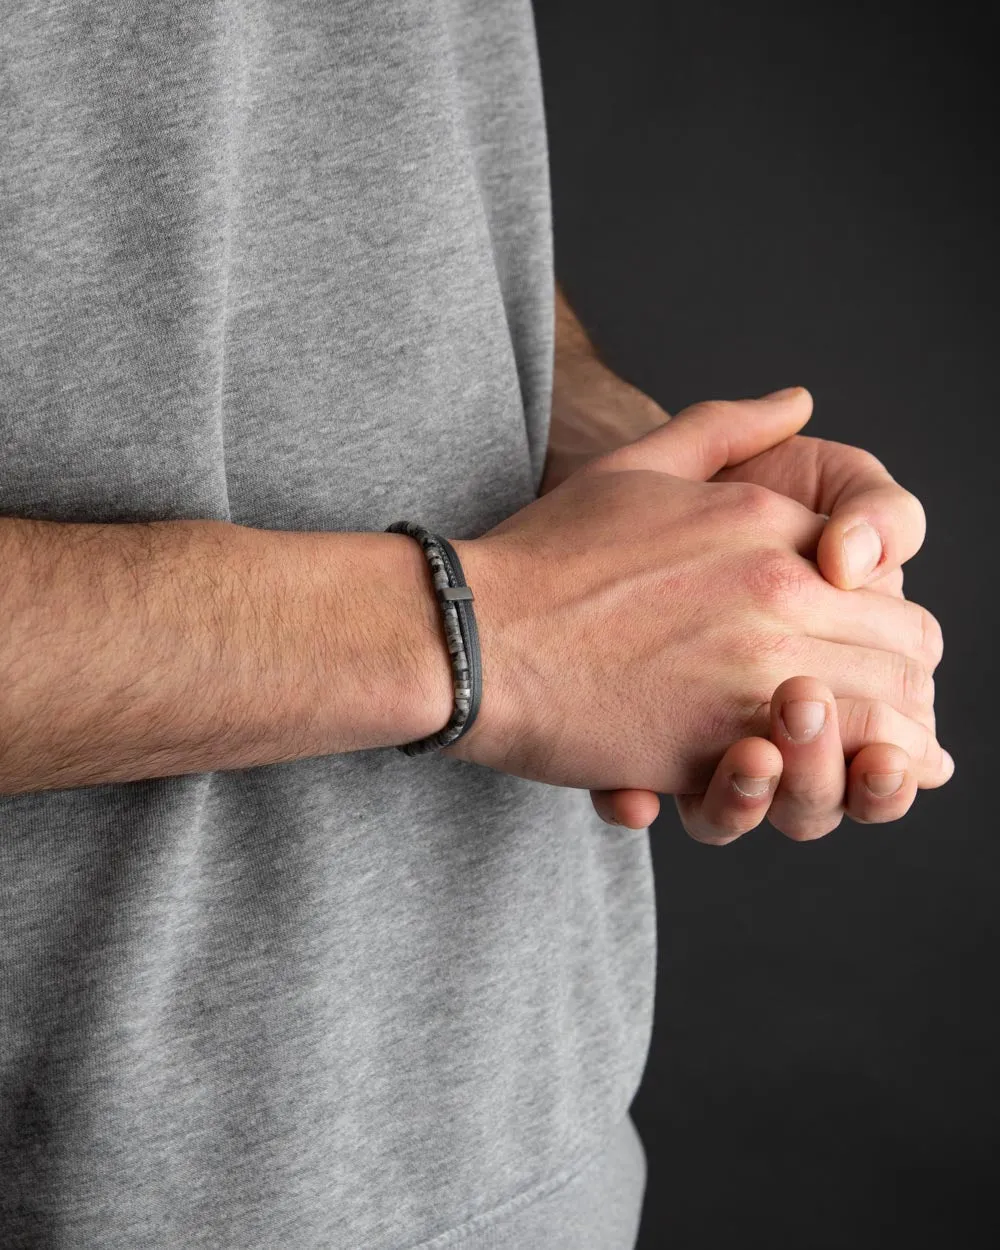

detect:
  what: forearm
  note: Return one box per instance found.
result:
[0,518,454,795]
[544,284,669,490]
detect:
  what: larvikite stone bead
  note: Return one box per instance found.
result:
[385,520,477,755]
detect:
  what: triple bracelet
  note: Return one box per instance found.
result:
[385,520,483,756]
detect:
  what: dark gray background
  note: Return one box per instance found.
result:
[532,1,997,1246]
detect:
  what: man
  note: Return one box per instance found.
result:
[0,2,949,1247]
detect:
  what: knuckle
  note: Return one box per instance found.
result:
[844,698,890,749]
[837,444,890,486]
[728,481,781,522]
[773,769,840,808]
[890,651,920,711]
[849,445,887,475]
[899,653,934,709]
[683,398,729,423]
[916,605,945,668]
[744,548,812,612]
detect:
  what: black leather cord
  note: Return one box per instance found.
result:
[384,521,483,755]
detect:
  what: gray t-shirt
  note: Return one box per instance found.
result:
[0,3,655,1246]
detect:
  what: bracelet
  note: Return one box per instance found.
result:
[385,521,483,755]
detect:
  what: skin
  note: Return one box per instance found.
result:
[540,286,952,843]
[444,399,949,801]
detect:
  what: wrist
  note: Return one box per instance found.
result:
[438,537,527,769]
[553,356,666,435]
[545,363,669,495]
[383,532,456,746]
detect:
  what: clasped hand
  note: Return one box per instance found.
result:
[575,387,952,843]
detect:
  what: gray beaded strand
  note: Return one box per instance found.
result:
[385,520,478,755]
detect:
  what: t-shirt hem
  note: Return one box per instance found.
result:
[400,1113,647,1250]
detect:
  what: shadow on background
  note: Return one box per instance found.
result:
[533,1,997,1245]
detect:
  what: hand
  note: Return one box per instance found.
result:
[556,386,949,837]
[591,674,934,843]
[543,386,924,595]
[442,393,949,803]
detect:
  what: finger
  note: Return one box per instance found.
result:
[590,787,661,830]
[814,515,905,599]
[816,466,926,591]
[675,736,784,846]
[843,742,919,824]
[712,435,927,591]
[794,575,943,671]
[602,388,815,482]
[836,698,954,788]
[742,696,952,788]
[766,677,846,841]
[785,636,937,733]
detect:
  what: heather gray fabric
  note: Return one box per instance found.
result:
[0,3,656,1247]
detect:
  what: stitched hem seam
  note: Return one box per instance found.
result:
[395,1119,621,1250]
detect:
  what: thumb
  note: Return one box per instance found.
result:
[601,387,814,481]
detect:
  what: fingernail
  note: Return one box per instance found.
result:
[864,771,905,797]
[842,522,882,584]
[779,699,827,743]
[731,774,774,798]
[759,386,803,400]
